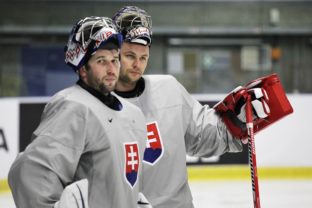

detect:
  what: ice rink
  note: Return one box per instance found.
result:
[1,179,312,208]
[191,180,312,208]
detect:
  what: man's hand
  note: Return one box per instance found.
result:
[236,88,270,122]
[214,73,293,140]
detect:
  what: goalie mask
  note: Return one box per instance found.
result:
[112,6,152,46]
[65,16,123,71]
[214,73,293,139]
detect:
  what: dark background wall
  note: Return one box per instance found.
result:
[1,0,312,96]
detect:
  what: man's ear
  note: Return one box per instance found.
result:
[79,66,86,76]
[78,66,88,82]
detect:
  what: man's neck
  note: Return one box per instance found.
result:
[115,78,145,98]
[77,79,123,111]
[116,81,137,92]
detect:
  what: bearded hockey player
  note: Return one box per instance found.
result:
[8,16,147,208]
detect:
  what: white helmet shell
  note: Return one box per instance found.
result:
[112,6,152,46]
[65,16,122,70]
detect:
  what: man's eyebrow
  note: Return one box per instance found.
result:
[124,50,149,57]
[95,55,120,60]
[124,50,136,55]
[95,56,107,60]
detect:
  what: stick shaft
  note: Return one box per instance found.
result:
[246,97,261,208]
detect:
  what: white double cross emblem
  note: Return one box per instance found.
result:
[127,145,138,170]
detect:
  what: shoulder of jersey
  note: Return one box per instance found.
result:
[143,74,178,89]
[119,96,143,112]
[144,74,175,82]
[53,85,101,109]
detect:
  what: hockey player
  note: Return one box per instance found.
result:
[8,16,147,208]
[112,6,272,208]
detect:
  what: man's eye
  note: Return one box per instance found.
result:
[97,58,106,63]
[126,54,135,59]
[113,59,120,65]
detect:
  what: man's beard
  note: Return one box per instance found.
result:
[89,76,114,95]
[98,81,114,95]
[119,71,139,86]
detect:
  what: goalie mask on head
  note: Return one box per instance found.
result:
[214,73,293,139]
[112,6,152,46]
[65,16,123,71]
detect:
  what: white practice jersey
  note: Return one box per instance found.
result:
[8,84,146,208]
[116,75,243,208]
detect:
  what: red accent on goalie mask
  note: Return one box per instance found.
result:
[214,73,293,139]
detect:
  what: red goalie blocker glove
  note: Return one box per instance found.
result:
[214,73,293,139]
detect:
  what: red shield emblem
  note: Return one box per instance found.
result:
[124,142,140,188]
[143,121,164,165]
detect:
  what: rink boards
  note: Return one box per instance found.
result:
[1,95,312,193]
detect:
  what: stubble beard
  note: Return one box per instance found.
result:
[89,75,115,95]
[119,70,140,88]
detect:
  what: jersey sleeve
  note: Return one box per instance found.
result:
[8,98,88,208]
[172,78,243,157]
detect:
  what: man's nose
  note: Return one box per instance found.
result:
[132,58,140,68]
[106,61,117,74]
